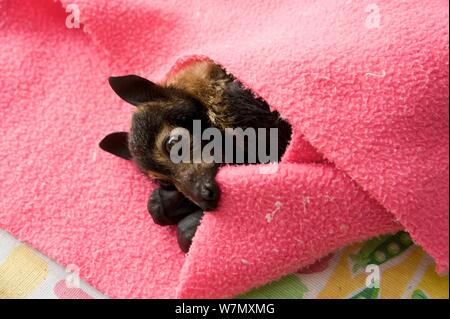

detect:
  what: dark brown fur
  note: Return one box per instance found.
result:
[100,60,292,252]
[126,60,291,208]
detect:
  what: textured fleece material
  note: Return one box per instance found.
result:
[0,0,447,298]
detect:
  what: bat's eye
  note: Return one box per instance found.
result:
[165,134,182,154]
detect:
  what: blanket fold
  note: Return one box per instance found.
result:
[0,0,448,298]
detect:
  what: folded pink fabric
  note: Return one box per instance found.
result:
[0,0,447,298]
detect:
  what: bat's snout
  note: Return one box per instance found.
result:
[192,179,220,211]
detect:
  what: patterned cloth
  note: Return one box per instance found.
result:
[0,229,105,299]
[0,228,447,299]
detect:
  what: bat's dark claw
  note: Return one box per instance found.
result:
[147,188,199,225]
[177,211,204,253]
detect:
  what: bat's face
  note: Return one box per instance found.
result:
[129,95,222,211]
[100,75,221,211]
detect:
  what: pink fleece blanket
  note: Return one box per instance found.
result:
[0,0,448,298]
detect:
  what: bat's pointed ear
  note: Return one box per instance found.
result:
[99,132,132,160]
[108,75,166,106]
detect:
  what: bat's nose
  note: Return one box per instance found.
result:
[194,180,220,211]
[200,181,219,201]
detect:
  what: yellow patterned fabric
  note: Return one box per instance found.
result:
[0,245,48,298]
[0,230,105,299]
